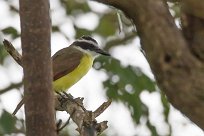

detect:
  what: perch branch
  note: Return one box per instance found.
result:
[55,94,110,135]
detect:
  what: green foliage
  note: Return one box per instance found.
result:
[0,110,16,135]
[60,0,91,15]
[2,27,19,39]
[95,57,156,123]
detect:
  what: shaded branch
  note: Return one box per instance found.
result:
[0,82,23,95]
[104,32,136,50]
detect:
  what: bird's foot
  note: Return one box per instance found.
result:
[56,91,86,111]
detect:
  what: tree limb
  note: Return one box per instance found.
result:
[93,0,204,129]
[3,39,22,66]
[104,32,136,50]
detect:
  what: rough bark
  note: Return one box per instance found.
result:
[181,0,204,61]
[19,0,56,135]
[94,0,204,129]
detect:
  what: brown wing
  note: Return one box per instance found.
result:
[52,46,83,81]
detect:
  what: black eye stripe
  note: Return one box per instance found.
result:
[73,41,98,51]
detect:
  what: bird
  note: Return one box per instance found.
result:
[12,35,110,115]
[53,35,110,92]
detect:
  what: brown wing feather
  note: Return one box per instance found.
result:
[52,46,83,81]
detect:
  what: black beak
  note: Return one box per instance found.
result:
[96,48,110,56]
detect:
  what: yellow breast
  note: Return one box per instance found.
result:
[53,53,93,92]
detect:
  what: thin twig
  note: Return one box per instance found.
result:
[2,40,24,115]
[94,99,112,118]
[57,109,76,132]
[3,39,22,66]
[12,97,25,115]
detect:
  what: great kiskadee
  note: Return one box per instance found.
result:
[12,35,110,115]
[52,35,110,92]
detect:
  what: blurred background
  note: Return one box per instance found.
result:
[0,0,203,135]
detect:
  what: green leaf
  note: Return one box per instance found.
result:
[0,110,16,134]
[2,27,19,39]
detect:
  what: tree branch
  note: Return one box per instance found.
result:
[3,39,22,66]
[55,94,110,136]
[0,81,23,95]
[93,0,204,129]
[104,32,136,50]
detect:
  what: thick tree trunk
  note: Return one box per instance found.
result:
[94,0,204,129]
[19,0,56,135]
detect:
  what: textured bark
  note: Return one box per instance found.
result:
[181,0,204,19]
[19,0,56,135]
[94,0,204,129]
[181,1,204,61]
